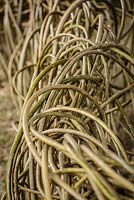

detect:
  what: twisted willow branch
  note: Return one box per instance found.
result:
[2,0,134,199]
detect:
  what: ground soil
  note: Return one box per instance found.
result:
[0,73,17,198]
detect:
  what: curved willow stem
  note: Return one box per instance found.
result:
[4,0,134,199]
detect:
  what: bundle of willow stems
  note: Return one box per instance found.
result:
[1,0,134,199]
